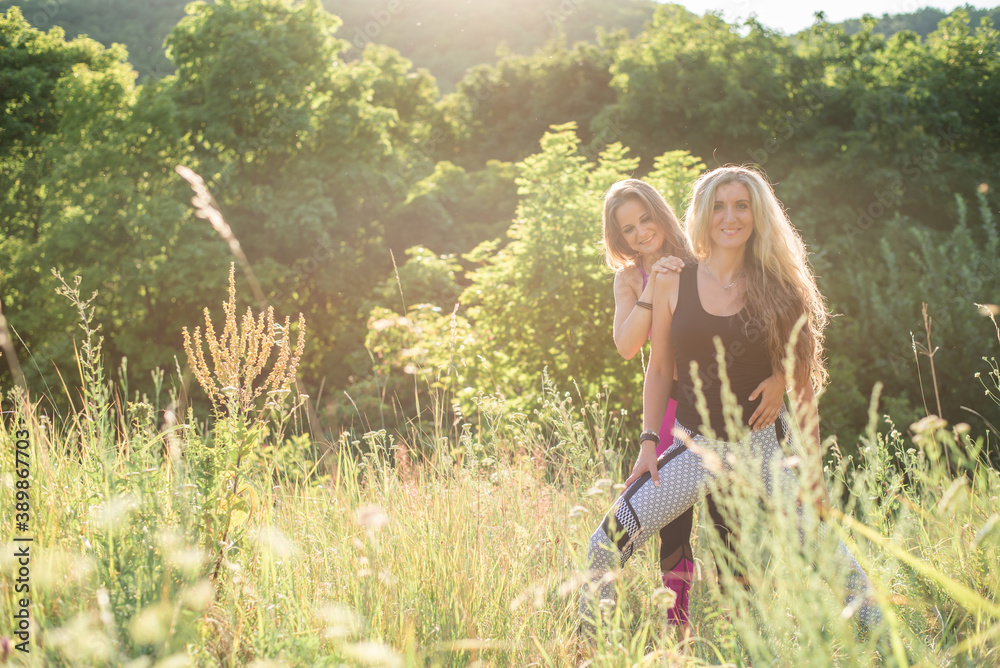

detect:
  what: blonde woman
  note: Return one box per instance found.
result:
[600,179,784,629]
[582,167,881,636]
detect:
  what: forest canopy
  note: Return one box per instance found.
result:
[1,0,998,452]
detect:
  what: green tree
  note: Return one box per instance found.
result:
[0,8,188,396]
[455,126,703,414]
[163,0,443,388]
[644,150,707,214]
[839,5,1000,40]
[458,124,633,407]
[755,10,1000,245]
[1,0,454,402]
[338,246,471,433]
[597,5,793,169]
[384,159,518,255]
[0,7,134,245]
[437,37,620,168]
[371,246,463,314]
[820,192,1000,443]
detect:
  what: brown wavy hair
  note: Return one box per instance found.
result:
[685,166,829,391]
[602,179,692,271]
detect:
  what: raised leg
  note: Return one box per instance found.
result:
[581,443,712,635]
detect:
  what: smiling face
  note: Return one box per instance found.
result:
[616,197,664,257]
[710,181,754,251]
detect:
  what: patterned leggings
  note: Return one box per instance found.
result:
[653,397,739,626]
[581,415,881,634]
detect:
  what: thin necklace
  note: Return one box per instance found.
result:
[700,264,743,291]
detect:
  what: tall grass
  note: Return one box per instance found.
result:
[2,273,999,666]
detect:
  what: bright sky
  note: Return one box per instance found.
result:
[673,0,997,34]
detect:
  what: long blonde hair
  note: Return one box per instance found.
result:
[602,179,692,271]
[686,166,829,390]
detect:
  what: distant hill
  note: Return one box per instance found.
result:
[0,0,186,79]
[0,0,658,88]
[837,4,1000,38]
[327,0,659,88]
[4,0,997,90]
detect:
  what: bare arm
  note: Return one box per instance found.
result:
[612,257,685,360]
[624,272,678,489]
[612,270,654,360]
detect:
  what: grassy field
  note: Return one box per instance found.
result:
[1,281,999,667]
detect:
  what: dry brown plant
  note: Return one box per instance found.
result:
[183,263,305,418]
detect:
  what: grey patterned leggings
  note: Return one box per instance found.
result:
[580,415,882,633]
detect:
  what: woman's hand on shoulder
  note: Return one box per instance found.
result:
[651,265,681,313]
[651,255,685,275]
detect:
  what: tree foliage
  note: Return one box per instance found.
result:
[1,0,448,400]
[355,126,712,436]
[0,0,659,86]
[437,38,620,167]
[821,192,1000,438]
[0,0,185,79]
[840,5,1000,39]
[2,1,999,450]
[597,5,795,168]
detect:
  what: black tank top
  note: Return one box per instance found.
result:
[672,263,774,437]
